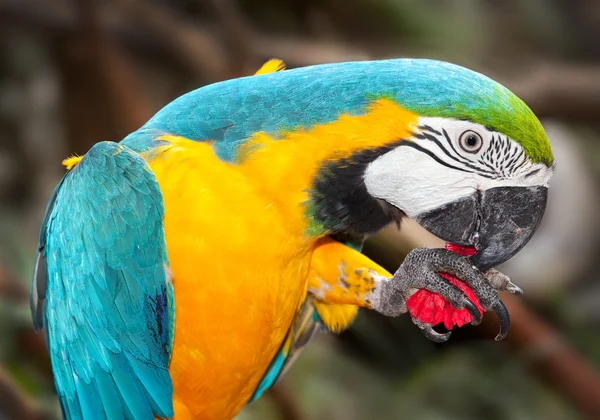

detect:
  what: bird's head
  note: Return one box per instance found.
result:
[311,59,553,271]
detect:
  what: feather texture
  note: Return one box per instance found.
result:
[254,59,286,75]
[35,142,174,419]
[249,298,319,403]
[122,59,552,165]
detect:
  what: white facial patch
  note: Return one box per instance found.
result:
[363,117,553,218]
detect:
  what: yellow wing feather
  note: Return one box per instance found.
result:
[255,59,286,75]
[62,155,83,170]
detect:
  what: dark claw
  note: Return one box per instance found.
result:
[421,326,452,343]
[485,269,523,296]
[463,299,482,326]
[493,299,511,341]
[506,282,524,296]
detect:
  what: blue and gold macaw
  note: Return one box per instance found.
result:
[31,59,553,419]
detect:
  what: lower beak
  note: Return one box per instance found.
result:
[415,186,548,271]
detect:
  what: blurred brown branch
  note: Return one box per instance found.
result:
[76,0,151,133]
[205,0,256,76]
[54,0,152,154]
[3,0,599,126]
[112,0,230,82]
[113,0,369,78]
[488,293,600,418]
[0,0,369,80]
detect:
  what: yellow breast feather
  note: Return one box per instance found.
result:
[139,100,416,418]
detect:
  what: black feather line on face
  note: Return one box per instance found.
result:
[420,124,442,136]
[402,140,497,179]
[477,157,498,173]
[429,129,497,176]
[309,142,406,236]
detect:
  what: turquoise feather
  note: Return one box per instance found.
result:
[122,59,551,165]
[32,142,174,419]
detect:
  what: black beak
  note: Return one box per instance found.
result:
[415,186,548,271]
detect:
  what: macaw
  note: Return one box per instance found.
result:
[30,58,553,420]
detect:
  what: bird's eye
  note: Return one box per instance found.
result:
[458,130,483,153]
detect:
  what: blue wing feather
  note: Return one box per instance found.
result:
[31,174,68,336]
[33,141,174,419]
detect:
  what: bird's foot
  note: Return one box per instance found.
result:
[372,248,520,343]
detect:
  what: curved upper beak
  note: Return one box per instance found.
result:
[415,186,548,271]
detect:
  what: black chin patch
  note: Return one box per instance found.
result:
[309,142,406,236]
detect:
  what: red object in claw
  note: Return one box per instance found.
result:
[406,243,485,330]
[444,242,478,257]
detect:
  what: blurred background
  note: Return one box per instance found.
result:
[1,0,600,419]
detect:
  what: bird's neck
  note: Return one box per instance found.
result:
[238,99,417,236]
